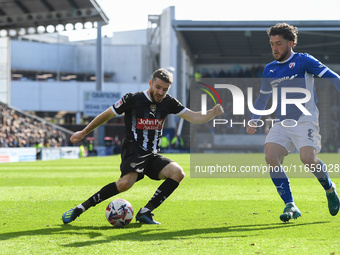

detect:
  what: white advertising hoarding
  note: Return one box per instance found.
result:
[0,148,36,163]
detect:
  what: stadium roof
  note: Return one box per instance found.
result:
[173,20,340,65]
[0,0,109,36]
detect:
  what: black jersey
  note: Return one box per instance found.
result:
[111,91,187,152]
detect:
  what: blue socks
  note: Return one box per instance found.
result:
[311,160,332,191]
[270,166,294,204]
[270,161,332,205]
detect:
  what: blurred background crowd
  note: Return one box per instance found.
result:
[0,103,67,148]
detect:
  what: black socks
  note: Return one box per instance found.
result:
[144,178,179,211]
[81,182,120,210]
[80,178,180,213]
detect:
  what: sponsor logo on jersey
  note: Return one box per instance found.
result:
[114,99,123,108]
[136,118,164,130]
[289,62,295,69]
[270,74,298,87]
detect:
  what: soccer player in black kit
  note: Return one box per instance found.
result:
[62,68,224,224]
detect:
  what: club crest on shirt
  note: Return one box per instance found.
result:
[289,62,296,69]
[114,99,123,108]
[150,104,156,112]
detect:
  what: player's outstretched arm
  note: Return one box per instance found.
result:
[179,104,224,125]
[70,107,116,143]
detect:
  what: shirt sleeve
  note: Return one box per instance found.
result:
[168,95,187,115]
[319,68,340,93]
[303,53,329,77]
[251,92,272,121]
[303,54,340,93]
[251,67,272,120]
[111,93,132,115]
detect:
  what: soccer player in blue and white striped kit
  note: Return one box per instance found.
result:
[247,23,340,222]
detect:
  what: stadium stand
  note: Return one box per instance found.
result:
[0,101,72,148]
[195,65,264,79]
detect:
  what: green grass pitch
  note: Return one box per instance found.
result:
[1,153,340,254]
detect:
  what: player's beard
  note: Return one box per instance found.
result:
[150,88,164,103]
[273,47,290,62]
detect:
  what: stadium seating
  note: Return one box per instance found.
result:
[0,101,71,148]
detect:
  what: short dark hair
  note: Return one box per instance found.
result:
[267,23,298,47]
[152,68,173,84]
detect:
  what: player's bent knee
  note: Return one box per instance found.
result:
[169,165,185,183]
[116,180,133,192]
[173,167,185,182]
[160,163,185,182]
[300,154,318,166]
[265,153,279,166]
[116,173,137,192]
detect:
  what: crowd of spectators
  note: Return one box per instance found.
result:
[0,103,68,148]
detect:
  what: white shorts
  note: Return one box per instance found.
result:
[265,120,321,154]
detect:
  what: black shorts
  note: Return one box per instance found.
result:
[120,142,173,182]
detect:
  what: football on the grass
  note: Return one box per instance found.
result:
[105,199,134,227]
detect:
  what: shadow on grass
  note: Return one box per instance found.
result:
[0,222,143,241]
[0,221,329,247]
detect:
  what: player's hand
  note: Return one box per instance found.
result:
[213,104,224,116]
[246,121,257,135]
[70,131,86,143]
